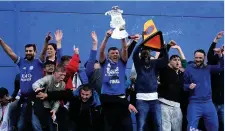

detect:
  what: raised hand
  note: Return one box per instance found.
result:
[171,45,180,49]
[91,31,98,44]
[214,31,224,43]
[73,45,79,54]
[216,31,224,39]
[45,32,52,42]
[54,30,63,42]
[134,34,141,41]
[168,40,177,46]
[106,29,113,38]
[170,40,181,49]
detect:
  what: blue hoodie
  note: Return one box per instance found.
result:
[132,45,168,93]
[72,68,101,107]
[73,85,101,107]
[184,56,224,103]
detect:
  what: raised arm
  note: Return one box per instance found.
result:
[155,45,169,69]
[85,31,98,77]
[171,45,186,60]
[127,40,137,58]
[55,30,63,63]
[121,38,128,62]
[127,34,141,58]
[157,41,172,59]
[55,30,63,50]
[99,29,112,63]
[40,32,52,62]
[132,44,142,63]
[0,38,18,62]
[207,31,223,64]
[64,48,80,82]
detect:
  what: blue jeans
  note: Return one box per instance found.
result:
[136,100,162,131]
[17,107,42,131]
[215,104,224,131]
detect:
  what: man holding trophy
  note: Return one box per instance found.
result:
[99,6,137,131]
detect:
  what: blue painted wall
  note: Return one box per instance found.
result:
[0,1,223,129]
[0,2,223,123]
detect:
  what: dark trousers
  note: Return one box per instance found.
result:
[102,103,133,131]
[56,106,70,131]
[42,108,54,131]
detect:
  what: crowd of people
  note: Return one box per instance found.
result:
[0,29,223,131]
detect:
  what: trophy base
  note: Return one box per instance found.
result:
[111,28,128,39]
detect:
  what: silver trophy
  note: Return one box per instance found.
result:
[105,6,128,39]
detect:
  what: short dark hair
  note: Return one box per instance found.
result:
[60,55,72,63]
[80,84,92,92]
[55,64,66,72]
[0,87,8,98]
[25,44,37,52]
[170,55,181,61]
[108,47,119,53]
[194,49,206,56]
[45,59,56,67]
[48,43,57,51]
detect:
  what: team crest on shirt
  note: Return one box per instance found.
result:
[29,66,34,70]
[23,67,26,70]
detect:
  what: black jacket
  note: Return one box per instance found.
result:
[46,89,102,131]
[207,42,224,105]
[158,66,185,103]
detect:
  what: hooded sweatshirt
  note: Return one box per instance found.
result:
[132,45,168,94]
[184,56,224,103]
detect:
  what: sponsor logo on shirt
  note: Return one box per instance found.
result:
[21,73,32,82]
[105,63,120,84]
